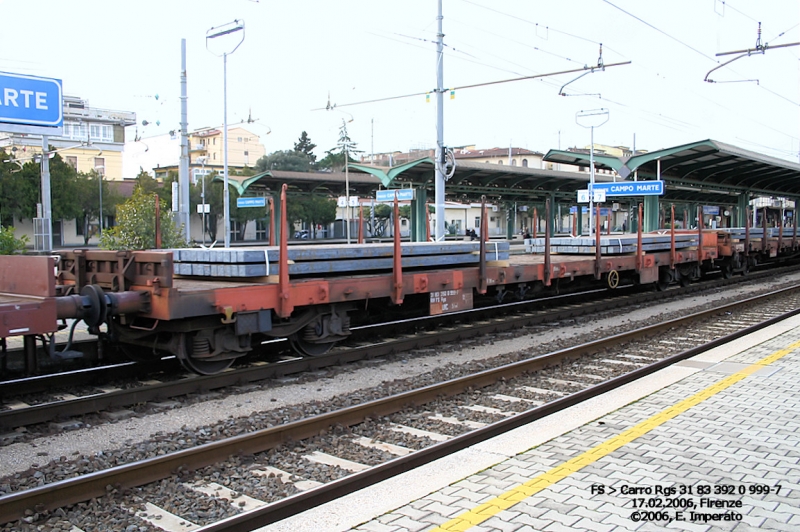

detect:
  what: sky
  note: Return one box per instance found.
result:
[1,0,798,166]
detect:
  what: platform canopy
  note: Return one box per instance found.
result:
[349,158,616,202]
[544,139,800,202]
[213,169,381,197]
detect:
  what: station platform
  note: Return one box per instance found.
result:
[264,315,800,532]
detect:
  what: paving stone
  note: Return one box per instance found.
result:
[572,517,616,532]
[386,516,432,532]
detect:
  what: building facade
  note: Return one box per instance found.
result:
[123,125,266,181]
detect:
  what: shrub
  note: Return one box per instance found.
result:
[0,226,28,255]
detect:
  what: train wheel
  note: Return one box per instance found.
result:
[176,332,235,375]
[656,269,671,291]
[680,275,691,287]
[722,262,734,279]
[289,334,335,357]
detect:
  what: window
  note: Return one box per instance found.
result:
[62,122,87,140]
[474,216,480,228]
[522,159,528,167]
[497,160,504,165]
[237,137,243,142]
[511,159,517,166]
[94,157,105,175]
[66,156,78,169]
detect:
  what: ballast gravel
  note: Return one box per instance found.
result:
[1,271,799,530]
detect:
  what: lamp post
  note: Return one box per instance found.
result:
[197,156,208,245]
[207,19,245,248]
[95,165,105,234]
[337,116,354,243]
[576,108,609,235]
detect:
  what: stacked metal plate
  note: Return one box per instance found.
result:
[525,234,698,255]
[170,241,510,278]
[717,228,796,238]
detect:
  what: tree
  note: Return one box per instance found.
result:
[369,203,393,237]
[293,131,317,164]
[317,121,361,172]
[255,150,312,173]
[134,168,162,196]
[100,186,188,250]
[0,149,38,225]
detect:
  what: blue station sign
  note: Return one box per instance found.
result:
[0,72,63,129]
[376,189,415,202]
[236,196,267,208]
[591,180,664,197]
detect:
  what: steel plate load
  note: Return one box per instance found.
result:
[170,241,510,278]
[526,234,698,255]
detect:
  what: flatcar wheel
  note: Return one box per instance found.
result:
[289,334,335,357]
[178,356,234,375]
[656,269,671,291]
[680,275,691,287]
[176,333,235,375]
[722,262,734,279]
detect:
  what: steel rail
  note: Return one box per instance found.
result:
[0,284,798,524]
[0,265,797,430]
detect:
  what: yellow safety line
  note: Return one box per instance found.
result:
[431,339,800,531]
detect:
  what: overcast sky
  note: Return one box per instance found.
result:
[1,0,798,164]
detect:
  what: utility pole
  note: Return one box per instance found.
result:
[434,0,446,241]
[179,39,190,243]
[576,108,610,235]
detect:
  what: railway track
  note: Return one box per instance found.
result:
[1,282,799,530]
[1,265,797,435]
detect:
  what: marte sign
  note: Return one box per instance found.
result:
[0,71,63,135]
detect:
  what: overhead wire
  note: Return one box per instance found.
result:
[600,0,719,62]
[457,0,626,57]
[716,1,760,23]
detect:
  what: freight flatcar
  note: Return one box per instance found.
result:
[0,191,795,375]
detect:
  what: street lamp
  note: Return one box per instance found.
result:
[207,19,245,248]
[95,165,105,234]
[576,108,609,235]
[196,156,208,245]
[336,115,354,244]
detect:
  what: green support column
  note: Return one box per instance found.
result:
[272,193,282,243]
[576,205,583,236]
[643,195,660,232]
[506,205,514,240]
[409,188,428,242]
[737,192,749,228]
[549,195,557,235]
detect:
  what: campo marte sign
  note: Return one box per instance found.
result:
[0,71,63,134]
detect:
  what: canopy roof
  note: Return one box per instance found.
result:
[544,139,800,199]
[349,158,617,202]
[213,169,381,196]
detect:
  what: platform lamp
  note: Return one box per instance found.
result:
[337,116,355,244]
[207,19,245,248]
[94,163,105,234]
[196,156,209,245]
[576,108,609,235]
